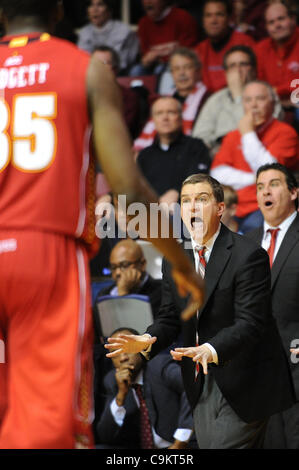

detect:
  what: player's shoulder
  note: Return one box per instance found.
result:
[49,36,90,58]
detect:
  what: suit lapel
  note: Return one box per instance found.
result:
[250,227,263,245]
[197,224,233,318]
[271,215,299,289]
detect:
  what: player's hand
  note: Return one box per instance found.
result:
[170,344,213,375]
[172,267,205,321]
[105,334,157,357]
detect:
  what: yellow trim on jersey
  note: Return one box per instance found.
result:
[9,36,29,48]
[40,33,51,42]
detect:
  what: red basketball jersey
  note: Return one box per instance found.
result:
[0,33,95,244]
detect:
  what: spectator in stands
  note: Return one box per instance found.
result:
[247,163,299,449]
[137,97,211,209]
[192,45,283,156]
[256,1,299,107]
[211,80,299,232]
[130,0,198,76]
[134,48,209,151]
[92,46,141,139]
[98,239,162,320]
[77,0,139,74]
[221,184,239,232]
[96,327,194,449]
[194,0,255,93]
[230,0,268,41]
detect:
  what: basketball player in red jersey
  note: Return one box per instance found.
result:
[0,1,204,449]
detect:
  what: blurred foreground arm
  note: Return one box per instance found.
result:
[87,55,204,321]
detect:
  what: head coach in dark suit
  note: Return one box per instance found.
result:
[105,173,295,449]
[246,163,299,449]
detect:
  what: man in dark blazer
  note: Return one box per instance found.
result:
[246,162,299,449]
[97,327,194,449]
[98,239,162,320]
[105,173,295,449]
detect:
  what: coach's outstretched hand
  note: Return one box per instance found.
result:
[105,334,157,357]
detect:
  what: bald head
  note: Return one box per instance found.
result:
[151,97,182,141]
[111,239,144,261]
[109,240,146,281]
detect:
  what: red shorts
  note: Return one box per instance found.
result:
[0,230,94,449]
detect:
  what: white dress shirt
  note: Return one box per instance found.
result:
[261,211,297,262]
[191,224,221,365]
[110,370,192,448]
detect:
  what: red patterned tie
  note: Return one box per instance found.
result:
[195,247,207,379]
[133,384,154,449]
[267,228,280,268]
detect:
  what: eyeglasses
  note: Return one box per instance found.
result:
[110,259,142,272]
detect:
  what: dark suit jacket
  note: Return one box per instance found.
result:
[96,354,193,448]
[247,213,299,399]
[146,223,295,423]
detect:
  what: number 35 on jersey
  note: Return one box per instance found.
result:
[0,92,57,172]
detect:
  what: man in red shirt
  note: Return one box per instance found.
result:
[211,80,299,232]
[194,0,255,93]
[256,1,299,105]
[130,0,198,76]
[0,0,204,449]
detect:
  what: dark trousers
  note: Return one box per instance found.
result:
[193,373,267,449]
[264,401,299,449]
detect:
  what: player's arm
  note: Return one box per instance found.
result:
[86,56,204,320]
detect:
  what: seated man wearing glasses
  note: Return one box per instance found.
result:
[99,239,162,319]
[93,239,163,436]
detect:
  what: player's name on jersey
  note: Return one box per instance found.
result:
[0,62,50,90]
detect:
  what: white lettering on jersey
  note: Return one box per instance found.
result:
[0,63,50,89]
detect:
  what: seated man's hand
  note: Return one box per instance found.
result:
[115,364,135,404]
[105,334,157,357]
[168,439,189,450]
[117,267,143,296]
[238,110,255,135]
[141,49,161,67]
[226,68,244,99]
[170,344,213,375]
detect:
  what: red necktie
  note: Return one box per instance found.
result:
[195,247,206,379]
[267,228,280,268]
[197,246,207,275]
[133,384,154,449]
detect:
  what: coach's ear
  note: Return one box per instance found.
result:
[217,201,225,218]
